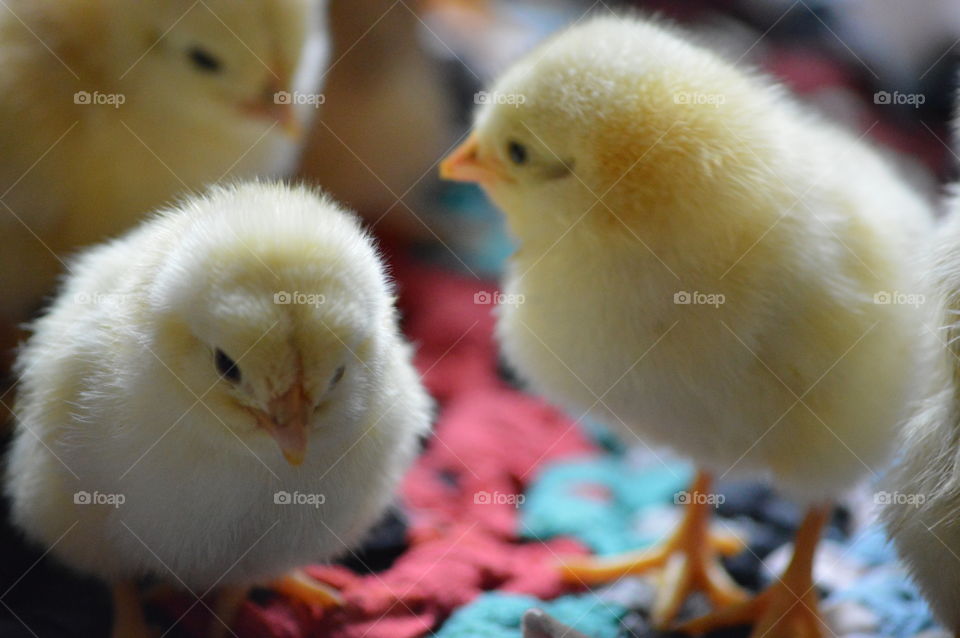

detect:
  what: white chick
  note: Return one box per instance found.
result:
[4,182,432,638]
[441,15,932,637]
[0,0,329,328]
[883,190,960,633]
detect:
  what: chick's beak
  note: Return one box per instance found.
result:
[440,132,506,184]
[257,383,311,466]
[241,77,302,140]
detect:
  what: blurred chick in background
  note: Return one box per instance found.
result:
[298,0,452,239]
[0,0,328,344]
[442,15,932,637]
[4,182,432,638]
[883,185,960,633]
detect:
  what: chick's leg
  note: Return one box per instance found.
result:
[560,471,747,627]
[111,582,152,638]
[678,505,831,638]
[207,586,250,638]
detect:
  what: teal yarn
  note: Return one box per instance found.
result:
[436,592,628,638]
[520,457,691,555]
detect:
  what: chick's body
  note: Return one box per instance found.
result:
[500,141,924,501]
[483,17,929,501]
[442,16,932,633]
[0,0,328,322]
[883,199,960,632]
[5,183,431,592]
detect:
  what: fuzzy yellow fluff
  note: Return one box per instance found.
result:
[464,15,933,502]
[0,0,328,323]
[5,182,431,603]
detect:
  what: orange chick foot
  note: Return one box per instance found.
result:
[677,581,826,638]
[677,505,831,638]
[207,569,343,638]
[559,471,748,627]
[272,567,345,607]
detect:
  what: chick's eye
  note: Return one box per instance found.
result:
[187,46,223,73]
[329,365,346,388]
[507,140,528,165]
[215,349,241,383]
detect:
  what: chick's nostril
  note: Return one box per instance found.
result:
[268,382,309,422]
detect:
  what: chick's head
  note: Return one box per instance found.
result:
[145,183,391,466]
[110,0,324,139]
[441,16,783,242]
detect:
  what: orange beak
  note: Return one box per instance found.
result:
[241,77,303,140]
[439,132,507,184]
[273,102,302,140]
[256,383,311,466]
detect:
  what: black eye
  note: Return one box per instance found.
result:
[329,365,346,388]
[507,140,528,165]
[188,46,223,73]
[215,349,241,383]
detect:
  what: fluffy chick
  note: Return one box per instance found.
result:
[442,15,932,637]
[883,190,960,632]
[0,0,328,326]
[4,182,432,638]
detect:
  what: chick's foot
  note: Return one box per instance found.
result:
[272,567,345,607]
[559,471,747,627]
[207,572,342,638]
[677,505,830,638]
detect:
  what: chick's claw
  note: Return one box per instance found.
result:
[651,544,748,628]
[272,568,345,608]
[196,568,344,638]
[677,583,826,638]
[677,506,830,638]
[559,472,748,628]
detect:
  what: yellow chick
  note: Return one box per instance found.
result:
[0,0,328,330]
[4,182,432,638]
[441,15,932,637]
[883,196,960,632]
